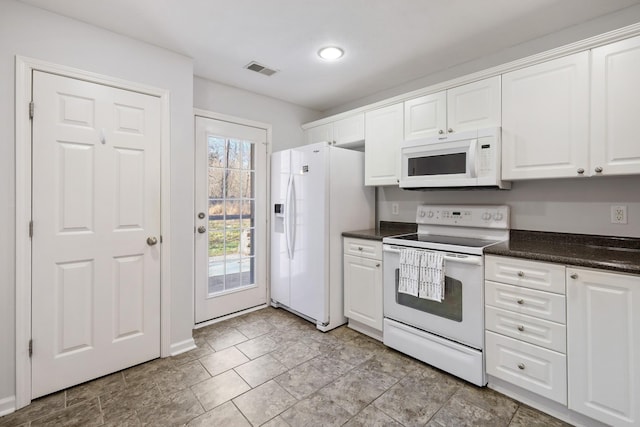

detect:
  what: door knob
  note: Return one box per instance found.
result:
[197,226,206,234]
[146,237,158,246]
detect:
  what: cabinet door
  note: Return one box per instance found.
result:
[404,91,446,140]
[447,76,501,134]
[502,52,589,180]
[591,35,640,177]
[567,267,640,427]
[306,123,333,145]
[333,114,365,146]
[343,254,383,331]
[364,103,403,186]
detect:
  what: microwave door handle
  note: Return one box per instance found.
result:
[468,139,478,178]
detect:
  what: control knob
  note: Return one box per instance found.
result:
[482,212,492,221]
[419,210,426,217]
[427,211,434,218]
[493,212,503,221]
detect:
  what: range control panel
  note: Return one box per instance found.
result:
[416,205,510,229]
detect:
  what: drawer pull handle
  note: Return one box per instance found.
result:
[376,263,381,267]
[517,363,526,370]
[516,299,524,305]
[517,325,525,332]
[570,273,578,279]
[517,271,524,277]
[358,247,363,251]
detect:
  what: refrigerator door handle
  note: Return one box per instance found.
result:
[284,173,294,260]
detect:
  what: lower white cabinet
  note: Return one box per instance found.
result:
[567,267,640,427]
[343,237,383,339]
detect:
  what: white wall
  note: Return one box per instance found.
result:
[194,76,322,152]
[323,4,640,116]
[0,0,194,407]
[378,176,640,238]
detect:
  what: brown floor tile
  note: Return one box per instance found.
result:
[280,393,351,427]
[234,354,288,387]
[137,388,204,426]
[186,401,250,427]
[236,334,279,359]
[191,370,250,411]
[0,392,65,427]
[206,328,249,351]
[30,398,102,427]
[233,380,297,426]
[509,405,572,427]
[343,405,403,427]
[199,346,250,377]
[154,360,211,394]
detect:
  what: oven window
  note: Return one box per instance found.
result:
[395,269,462,322]
[408,153,466,176]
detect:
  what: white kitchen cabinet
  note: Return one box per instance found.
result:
[305,113,365,147]
[364,103,403,186]
[591,35,640,177]
[485,255,567,405]
[501,52,590,180]
[404,76,501,140]
[343,237,383,340]
[567,267,640,427]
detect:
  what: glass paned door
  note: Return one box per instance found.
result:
[207,137,255,295]
[195,116,268,323]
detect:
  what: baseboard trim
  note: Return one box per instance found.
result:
[169,338,196,357]
[0,395,16,417]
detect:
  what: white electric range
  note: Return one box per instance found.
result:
[382,204,509,386]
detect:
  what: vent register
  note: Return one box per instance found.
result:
[244,61,278,76]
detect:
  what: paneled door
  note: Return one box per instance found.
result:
[194,116,268,323]
[31,71,162,398]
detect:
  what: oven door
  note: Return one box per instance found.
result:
[383,244,484,349]
[399,137,478,188]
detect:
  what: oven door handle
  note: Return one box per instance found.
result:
[383,245,482,266]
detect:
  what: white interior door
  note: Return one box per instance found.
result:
[195,116,268,323]
[31,71,162,398]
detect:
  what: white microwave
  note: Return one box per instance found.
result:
[399,127,510,189]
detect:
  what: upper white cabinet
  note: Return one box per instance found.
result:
[364,103,403,186]
[502,52,590,180]
[567,267,640,427]
[591,35,640,177]
[405,76,501,140]
[305,113,365,147]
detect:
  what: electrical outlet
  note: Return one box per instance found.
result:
[611,205,628,224]
[391,203,399,215]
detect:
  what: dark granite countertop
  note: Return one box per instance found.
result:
[342,221,417,241]
[484,230,640,275]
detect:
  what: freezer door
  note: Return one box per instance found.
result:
[270,149,291,306]
[289,143,328,323]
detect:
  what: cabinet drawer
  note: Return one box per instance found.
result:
[486,331,567,405]
[485,281,566,323]
[486,306,566,353]
[485,255,565,294]
[343,237,382,260]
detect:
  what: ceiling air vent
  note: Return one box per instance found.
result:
[244,61,278,76]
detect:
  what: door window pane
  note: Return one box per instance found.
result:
[207,136,257,296]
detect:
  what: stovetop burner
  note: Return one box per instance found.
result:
[392,233,499,248]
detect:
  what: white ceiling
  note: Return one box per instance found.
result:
[18,0,640,111]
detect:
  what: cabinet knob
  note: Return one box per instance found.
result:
[516,299,524,305]
[438,129,444,135]
[447,128,454,133]
[197,226,206,234]
[376,263,381,267]
[517,325,525,332]
[577,168,585,175]
[358,246,363,251]
[198,212,206,219]
[517,363,526,370]
[517,271,524,277]
[595,166,603,173]
[570,273,578,279]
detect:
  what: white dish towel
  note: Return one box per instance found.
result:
[398,248,420,297]
[418,251,445,302]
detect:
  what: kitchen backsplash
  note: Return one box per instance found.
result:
[378,175,640,238]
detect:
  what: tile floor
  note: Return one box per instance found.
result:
[0,307,571,426]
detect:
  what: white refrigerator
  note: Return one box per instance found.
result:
[271,142,374,331]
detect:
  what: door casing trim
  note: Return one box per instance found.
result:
[15,56,172,409]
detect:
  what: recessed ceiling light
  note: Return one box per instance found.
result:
[318,46,344,61]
